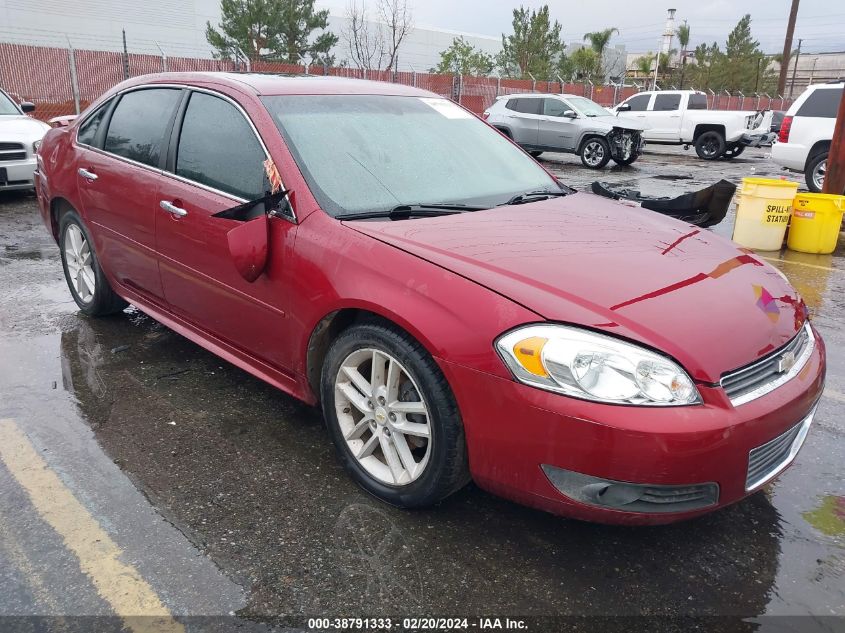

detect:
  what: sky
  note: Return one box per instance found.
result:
[317,0,845,54]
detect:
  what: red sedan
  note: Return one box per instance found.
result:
[34,73,825,524]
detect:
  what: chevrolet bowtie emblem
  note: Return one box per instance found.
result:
[777,351,796,374]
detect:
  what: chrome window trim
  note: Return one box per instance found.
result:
[73,82,296,223]
[722,323,815,407]
[745,403,817,491]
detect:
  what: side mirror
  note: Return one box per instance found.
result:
[616,103,631,112]
[20,102,36,113]
[563,110,577,119]
[226,215,269,282]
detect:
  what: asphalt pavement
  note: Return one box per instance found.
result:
[0,145,843,632]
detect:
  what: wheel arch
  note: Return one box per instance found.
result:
[492,125,513,139]
[305,306,441,404]
[692,124,726,141]
[49,197,76,243]
[576,132,609,153]
[806,140,831,166]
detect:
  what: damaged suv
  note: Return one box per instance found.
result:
[483,93,646,168]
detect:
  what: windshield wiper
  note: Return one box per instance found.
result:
[501,189,571,206]
[337,203,487,221]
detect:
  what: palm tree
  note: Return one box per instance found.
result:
[583,27,619,78]
[676,23,691,88]
[636,53,654,78]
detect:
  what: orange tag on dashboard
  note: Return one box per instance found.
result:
[264,158,283,194]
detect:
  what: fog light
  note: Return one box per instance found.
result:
[542,465,719,514]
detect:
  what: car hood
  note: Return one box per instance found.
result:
[590,115,648,131]
[0,115,50,142]
[346,193,806,383]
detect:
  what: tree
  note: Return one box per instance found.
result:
[497,5,563,80]
[635,53,654,77]
[570,47,600,82]
[719,14,763,91]
[676,22,691,88]
[343,0,384,70]
[206,0,338,64]
[378,0,413,72]
[582,27,618,78]
[432,37,494,75]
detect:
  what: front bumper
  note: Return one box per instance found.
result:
[437,327,825,525]
[740,131,777,148]
[0,156,37,190]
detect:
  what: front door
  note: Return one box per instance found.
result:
[155,90,298,371]
[537,97,578,150]
[75,87,183,302]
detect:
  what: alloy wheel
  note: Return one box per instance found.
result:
[334,348,432,486]
[813,159,826,191]
[64,224,95,303]
[583,141,605,167]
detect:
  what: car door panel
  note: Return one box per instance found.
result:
[75,88,182,302]
[537,98,578,150]
[155,89,299,372]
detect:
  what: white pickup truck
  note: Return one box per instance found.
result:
[613,90,774,160]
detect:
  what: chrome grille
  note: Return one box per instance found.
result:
[746,406,816,491]
[0,142,26,162]
[721,324,814,406]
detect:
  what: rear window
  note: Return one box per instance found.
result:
[688,94,708,110]
[505,98,541,115]
[104,88,181,168]
[654,94,681,111]
[796,87,843,118]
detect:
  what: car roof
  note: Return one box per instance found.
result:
[116,72,435,98]
[499,93,583,99]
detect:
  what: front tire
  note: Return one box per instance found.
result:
[321,322,470,508]
[612,154,639,166]
[721,144,745,160]
[805,152,827,193]
[529,151,543,158]
[580,137,611,169]
[694,131,726,160]
[59,211,128,317]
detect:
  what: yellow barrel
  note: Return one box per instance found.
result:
[732,177,799,251]
[787,192,845,254]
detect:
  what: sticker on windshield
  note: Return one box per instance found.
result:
[419,98,472,119]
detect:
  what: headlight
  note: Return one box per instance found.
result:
[496,325,701,406]
[32,139,41,153]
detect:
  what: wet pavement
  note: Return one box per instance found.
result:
[0,145,844,632]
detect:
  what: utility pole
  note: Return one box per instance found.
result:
[822,88,845,195]
[778,0,799,96]
[789,38,802,98]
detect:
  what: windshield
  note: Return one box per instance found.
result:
[0,91,21,115]
[567,97,611,117]
[262,95,560,217]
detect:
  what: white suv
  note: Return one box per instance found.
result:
[771,81,842,192]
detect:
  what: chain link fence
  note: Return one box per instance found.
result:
[0,41,795,123]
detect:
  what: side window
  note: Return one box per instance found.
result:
[513,98,541,115]
[77,102,110,146]
[104,89,181,168]
[542,98,568,117]
[688,93,708,109]
[624,94,651,111]
[796,87,843,118]
[505,98,519,112]
[653,93,681,111]
[176,91,268,200]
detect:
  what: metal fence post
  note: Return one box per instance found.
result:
[738,91,745,110]
[528,71,536,92]
[66,38,81,115]
[496,76,501,97]
[121,29,129,79]
[155,42,168,72]
[588,80,594,101]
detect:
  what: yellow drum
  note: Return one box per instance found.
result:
[732,178,799,251]
[787,192,845,254]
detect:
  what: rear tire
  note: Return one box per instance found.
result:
[321,321,470,508]
[721,145,745,160]
[805,152,827,193]
[59,211,128,317]
[612,154,639,166]
[580,137,611,169]
[529,151,543,158]
[694,131,726,160]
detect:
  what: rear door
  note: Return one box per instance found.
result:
[537,97,578,150]
[75,87,183,302]
[502,98,540,146]
[155,89,298,370]
[645,92,683,141]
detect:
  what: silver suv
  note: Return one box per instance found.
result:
[483,93,646,168]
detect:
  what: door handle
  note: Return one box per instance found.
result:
[159,200,187,217]
[78,167,97,181]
